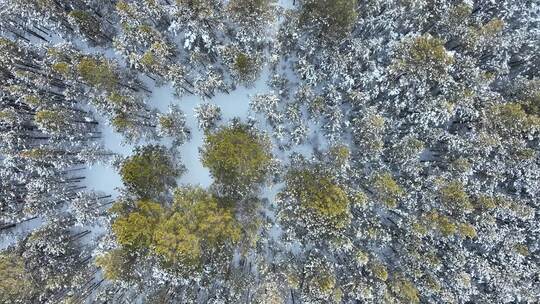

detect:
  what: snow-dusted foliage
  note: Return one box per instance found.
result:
[194,102,222,131]
[1,0,539,303]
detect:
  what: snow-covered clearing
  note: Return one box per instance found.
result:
[2,0,301,250]
[82,0,299,200]
[83,67,276,197]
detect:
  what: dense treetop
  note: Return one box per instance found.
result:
[300,0,358,39]
[153,187,241,269]
[201,123,272,194]
[283,167,351,232]
[0,252,34,303]
[108,186,241,277]
[119,145,182,198]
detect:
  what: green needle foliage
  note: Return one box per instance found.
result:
[201,123,272,194]
[112,200,165,250]
[176,0,215,18]
[0,252,35,303]
[94,248,136,282]
[487,102,540,136]
[228,0,274,23]
[391,276,420,304]
[395,34,454,80]
[372,172,404,208]
[300,0,358,39]
[370,261,388,282]
[230,51,261,86]
[77,56,118,90]
[34,110,67,133]
[408,35,454,69]
[68,10,104,40]
[51,61,70,75]
[285,168,351,230]
[234,53,253,78]
[153,187,241,268]
[119,145,181,198]
[109,187,241,272]
[439,180,473,213]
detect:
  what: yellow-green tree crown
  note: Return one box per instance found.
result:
[201,124,272,192]
[0,253,34,303]
[153,187,241,267]
[119,145,180,198]
[285,168,351,230]
[109,187,241,272]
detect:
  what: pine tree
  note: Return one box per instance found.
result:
[153,187,241,270]
[194,103,222,131]
[200,123,272,195]
[157,105,191,145]
[119,145,182,198]
[112,200,164,250]
[299,0,358,39]
[0,252,35,303]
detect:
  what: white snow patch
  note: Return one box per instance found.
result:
[84,67,273,194]
[0,217,43,250]
[83,164,123,198]
[277,0,296,9]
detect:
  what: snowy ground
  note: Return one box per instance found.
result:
[63,0,300,199]
[0,218,43,250]
[277,0,296,9]
[83,67,273,198]
[80,63,322,247]
[2,0,299,249]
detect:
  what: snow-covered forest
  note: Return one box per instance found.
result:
[0,0,539,303]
